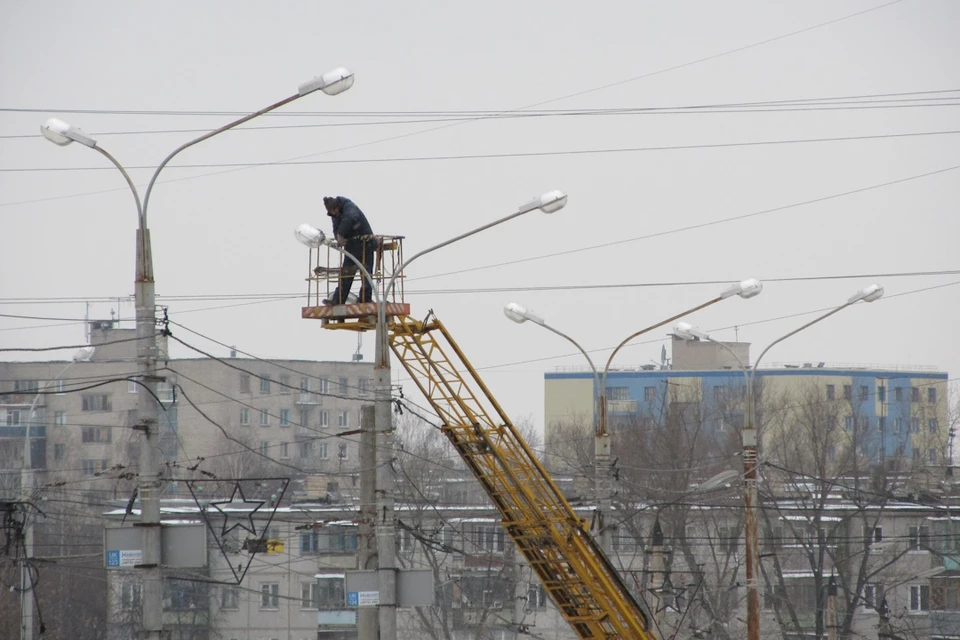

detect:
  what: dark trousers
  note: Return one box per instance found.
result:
[332,239,376,303]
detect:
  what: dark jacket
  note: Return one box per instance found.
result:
[331,197,373,248]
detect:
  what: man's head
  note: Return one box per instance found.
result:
[323,196,341,216]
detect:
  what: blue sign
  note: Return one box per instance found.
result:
[347,591,359,607]
[106,550,120,567]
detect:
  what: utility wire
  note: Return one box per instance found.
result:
[7,129,959,173]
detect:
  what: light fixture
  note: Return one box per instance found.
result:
[40,118,98,148]
[294,223,330,248]
[518,190,568,215]
[298,66,355,97]
[73,346,96,362]
[503,302,545,326]
[720,278,763,300]
[673,321,709,341]
[849,283,884,304]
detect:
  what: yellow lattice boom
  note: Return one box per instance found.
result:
[389,313,651,640]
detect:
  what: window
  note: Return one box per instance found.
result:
[526,583,547,611]
[157,381,174,405]
[641,386,656,402]
[912,418,921,433]
[81,459,109,476]
[318,443,329,459]
[895,387,904,402]
[909,525,930,551]
[221,586,239,610]
[260,441,270,457]
[54,444,65,460]
[474,525,505,552]
[301,582,319,609]
[864,584,884,609]
[878,386,886,402]
[240,408,250,426]
[843,385,852,400]
[763,525,784,551]
[910,585,930,611]
[863,526,883,547]
[164,579,206,611]
[338,443,348,459]
[260,376,271,394]
[319,410,329,427]
[339,377,349,394]
[279,374,290,394]
[319,378,330,394]
[844,416,853,431]
[280,409,291,427]
[327,526,358,552]
[895,417,903,433]
[4,409,21,426]
[300,530,319,555]
[14,379,40,393]
[260,583,280,609]
[128,379,138,394]
[317,576,346,609]
[764,583,786,610]
[859,416,869,433]
[280,442,289,459]
[121,583,141,610]
[878,417,886,432]
[338,411,349,428]
[358,378,369,395]
[81,426,112,443]
[860,385,869,401]
[299,377,312,402]
[299,409,309,428]
[54,411,66,427]
[930,449,938,464]
[914,448,922,460]
[827,445,836,461]
[929,418,938,433]
[607,387,630,401]
[81,394,111,411]
[826,384,835,400]
[398,528,414,553]
[912,387,920,403]
[929,387,938,404]
[299,441,313,458]
[240,374,250,394]
[713,386,727,402]
[260,409,270,426]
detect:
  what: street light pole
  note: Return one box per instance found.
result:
[504,278,763,554]
[20,347,95,640]
[673,283,884,640]
[297,190,566,639]
[40,66,354,640]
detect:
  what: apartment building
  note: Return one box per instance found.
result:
[544,336,949,476]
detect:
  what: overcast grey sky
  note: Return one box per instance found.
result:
[1,0,958,434]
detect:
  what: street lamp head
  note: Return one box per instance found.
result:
[720,278,763,300]
[40,118,98,148]
[503,302,545,326]
[518,190,568,215]
[294,223,332,248]
[297,66,355,97]
[72,346,96,362]
[673,321,709,341]
[848,283,884,304]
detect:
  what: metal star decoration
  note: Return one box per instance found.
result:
[209,483,265,537]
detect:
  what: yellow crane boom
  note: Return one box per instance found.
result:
[389,313,651,639]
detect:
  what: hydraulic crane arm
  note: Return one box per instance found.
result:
[389,313,651,639]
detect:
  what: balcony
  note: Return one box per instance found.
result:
[607,400,637,413]
[295,392,322,406]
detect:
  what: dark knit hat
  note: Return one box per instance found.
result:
[323,197,339,214]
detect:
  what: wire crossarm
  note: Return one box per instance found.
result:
[389,313,651,640]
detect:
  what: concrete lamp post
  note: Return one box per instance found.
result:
[298,189,567,640]
[504,278,762,555]
[41,66,353,640]
[672,283,884,640]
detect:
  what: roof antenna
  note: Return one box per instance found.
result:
[352,333,363,361]
[734,325,740,341]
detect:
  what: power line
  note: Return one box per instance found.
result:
[6,129,959,173]
[412,162,960,283]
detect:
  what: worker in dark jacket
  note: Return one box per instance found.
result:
[323,196,376,305]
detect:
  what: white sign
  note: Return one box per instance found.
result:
[358,590,380,607]
[106,549,143,568]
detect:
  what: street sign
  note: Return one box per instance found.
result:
[105,523,207,568]
[345,569,434,607]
